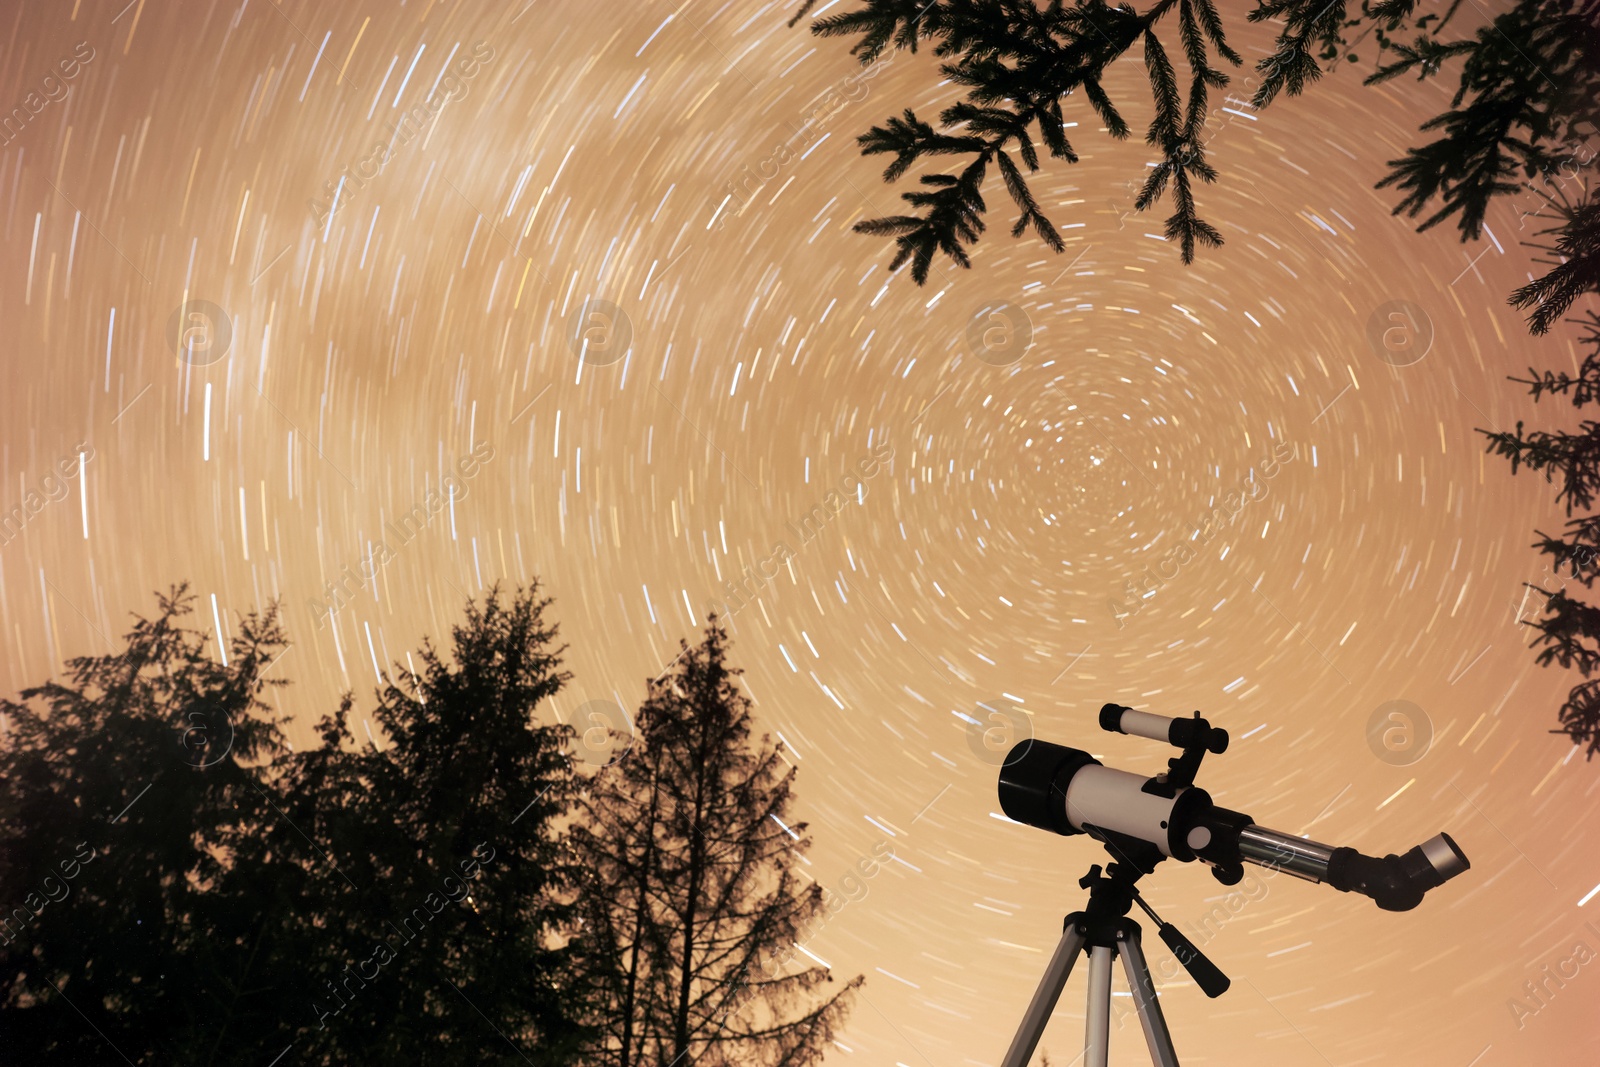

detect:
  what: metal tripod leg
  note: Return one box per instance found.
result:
[1117,924,1180,1067]
[1084,944,1113,1067]
[999,920,1087,1067]
[1000,915,1184,1067]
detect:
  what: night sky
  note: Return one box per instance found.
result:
[2,0,1597,1063]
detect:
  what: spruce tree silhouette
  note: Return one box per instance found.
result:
[0,583,593,1065]
[0,585,297,1064]
[574,615,858,1067]
[1484,311,1600,759]
[280,582,590,1065]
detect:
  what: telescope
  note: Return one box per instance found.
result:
[992,703,1470,1067]
[1001,704,1470,911]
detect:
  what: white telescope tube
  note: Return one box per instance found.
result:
[1062,765,1188,857]
[1114,709,1179,745]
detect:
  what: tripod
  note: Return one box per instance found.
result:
[1000,844,1230,1067]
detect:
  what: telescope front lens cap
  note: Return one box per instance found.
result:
[996,740,1098,835]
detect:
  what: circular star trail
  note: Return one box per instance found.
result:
[1,2,1596,1064]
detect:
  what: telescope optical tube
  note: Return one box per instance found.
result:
[998,741,1212,860]
[1001,739,1473,911]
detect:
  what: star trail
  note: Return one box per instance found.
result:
[1,0,1597,1063]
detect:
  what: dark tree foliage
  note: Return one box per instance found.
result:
[279,582,590,1065]
[790,0,1241,281]
[0,583,593,1065]
[0,585,298,1065]
[791,0,1600,323]
[1353,0,1600,335]
[573,616,858,1067]
[1484,314,1600,758]
[1512,186,1600,335]
[1364,2,1596,240]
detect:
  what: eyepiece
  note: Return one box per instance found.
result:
[1326,832,1472,911]
[1406,832,1470,887]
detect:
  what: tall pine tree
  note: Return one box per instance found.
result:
[0,581,596,1062]
[276,582,591,1065]
[574,616,858,1067]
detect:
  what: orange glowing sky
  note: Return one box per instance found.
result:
[2,1,1598,1063]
